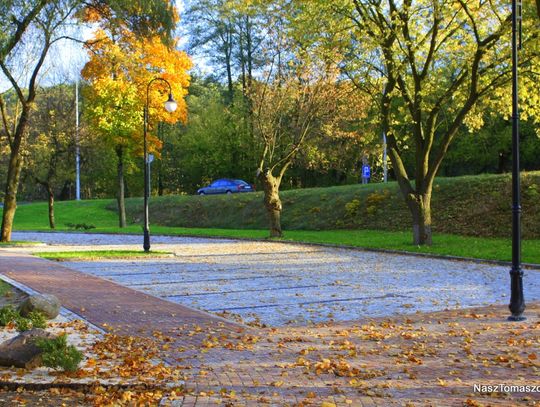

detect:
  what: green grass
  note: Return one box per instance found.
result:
[148,227,540,264]
[0,240,42,247]
[113,172,540,240]
[5,172,540,264]
[12,199,118,231]
[278,229,540,264]
[0,280,12,297]
[36,250,173,261]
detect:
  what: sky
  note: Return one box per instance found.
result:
[0,0,194,93]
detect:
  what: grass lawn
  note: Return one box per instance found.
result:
[0,240,42,247]
[0,280,12,297]
[147,227,540,264]
[36,250,173,261]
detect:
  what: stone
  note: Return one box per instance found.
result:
[0,328,55,368]
[19,294,61,319]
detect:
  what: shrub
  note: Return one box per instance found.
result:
[366,205,378,216]
[14,315,31,332]
[344,199,361,218]
[526,184,539,199]
[0,305,18,326]
[365,189,391,206]
[65,223,96,230]
[364,190,391,217]
[27,311,47,329]
[0,305,47,331]
[34,333,83,372]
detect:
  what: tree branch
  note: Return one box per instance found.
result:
[0,95,13,147]
[1,0,47,59]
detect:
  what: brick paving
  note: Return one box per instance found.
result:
[1,250,540,406]
[0,252,243,339]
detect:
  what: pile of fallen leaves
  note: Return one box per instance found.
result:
[2,305,540,406]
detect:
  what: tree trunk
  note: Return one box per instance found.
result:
[47,184,55,229]
[259,170,283,238]
[157,164,164,196]
[406,192,432,246]
[246,16,253,89]
[0,107,29,242]
[225,26,234,103]
[116,147,127,228]
[225,54,234,103]
[1,145,23,242]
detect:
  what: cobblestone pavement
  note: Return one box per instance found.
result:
[2,233,540,406]
[10,232,540,327]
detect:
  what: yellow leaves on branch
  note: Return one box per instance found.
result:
[141,35,192,126]
[82,14,191,152]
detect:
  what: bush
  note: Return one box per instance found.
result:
[27,311,47,329]
[14,315,31,332]
[0,305,18,326]
[344,199,361,218]
[65,222,96,230]
[0,305,47,331]
[34,333,83,372]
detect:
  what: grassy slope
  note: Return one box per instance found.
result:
[6,172,540,263]
[12,199,118,231]
[119,172,540,239]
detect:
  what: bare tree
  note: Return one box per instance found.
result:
[251,59,367,237]
[0,0,81,241]
[0,0,177,241]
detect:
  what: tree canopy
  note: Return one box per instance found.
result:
[0,0,182,241]
[287,0,540,244]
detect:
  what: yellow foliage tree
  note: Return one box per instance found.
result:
[82,24,191,227]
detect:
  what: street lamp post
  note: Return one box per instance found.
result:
[508,0,525,321]
[143,78,177,252]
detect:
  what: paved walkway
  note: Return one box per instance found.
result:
[1,240,540,406]
[0,252,243,338]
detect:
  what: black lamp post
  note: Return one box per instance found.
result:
[143,78,177,252]
[508,0,525,321]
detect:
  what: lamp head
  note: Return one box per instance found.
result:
[164,93,177,113]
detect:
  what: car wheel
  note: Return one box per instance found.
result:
[199,191,205,195]
[226,190,232,195]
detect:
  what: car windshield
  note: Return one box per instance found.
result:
[234,180,249,185]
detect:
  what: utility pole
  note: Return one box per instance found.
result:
[381,78,388,183]
[382,130,387,183]
[508,0,525,321]
[75,79,81,201]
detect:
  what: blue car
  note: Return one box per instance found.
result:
[197,179,255,195]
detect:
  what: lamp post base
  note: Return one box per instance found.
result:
[143,229,150,252]
[508,266,525,321]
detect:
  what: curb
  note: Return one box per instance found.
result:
[0,380,178,392]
